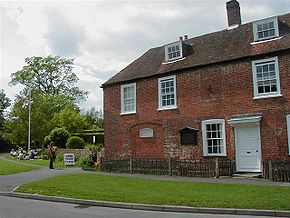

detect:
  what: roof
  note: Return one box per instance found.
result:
[102,13,290,87]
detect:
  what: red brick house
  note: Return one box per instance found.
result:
[102,0,290,173]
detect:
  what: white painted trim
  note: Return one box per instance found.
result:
[201,119,227,157]
[120,83,136,115]
[250,36,282,45]
[252,17,279,42]
[253,94,282,100]
[287,115,290,155]
[120,111,136,116]
[162,57,186,65]
[252,56,281,99]
[228,115,262,126]
[157,106,178,111]
[158,75,177,110]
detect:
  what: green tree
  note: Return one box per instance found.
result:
[0,90,11,151]
[3,96,27,146]
[82,107,103,129]
[9,55,88,102]
[50,107,89,133]
[48,127,70,148]
[4,55,91,147]
[0,89,11,128]
[4,93,74,147]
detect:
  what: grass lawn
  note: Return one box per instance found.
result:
[5,155,76,168]
[16,174,290,211]
[0,159,40,175]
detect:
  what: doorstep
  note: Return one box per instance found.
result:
[232,173,262,179]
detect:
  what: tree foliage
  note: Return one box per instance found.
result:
[82,107,103,129]
[0,90,11,151]
[50,107,89,133]
[66,136,86,149]
[0,89,11,128]
[9,55,88,102]
[4,92,74,147]
[3,55,93,147]
[48,127,70,148]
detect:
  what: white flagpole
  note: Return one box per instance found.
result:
[28,88,31,151]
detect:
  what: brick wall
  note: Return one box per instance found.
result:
[103,53,290,160]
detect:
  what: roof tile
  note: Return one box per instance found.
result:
[103,13,290,87]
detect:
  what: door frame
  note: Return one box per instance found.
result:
[228,114,262,172]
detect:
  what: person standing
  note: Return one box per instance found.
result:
[48,143,56,169]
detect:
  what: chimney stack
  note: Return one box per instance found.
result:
[226,0,241,27]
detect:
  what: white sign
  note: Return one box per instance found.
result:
[140,128,153,138]
[64,153,75,166]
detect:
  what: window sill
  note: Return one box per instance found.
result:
[162,57,186,65]
[157,106,178,111]
[253,93,282,100]
[204,154,227,157]
[120,111,136,116]
[251,36,282,45]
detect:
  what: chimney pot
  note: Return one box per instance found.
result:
[179,36,183,41]
[226,0,241,27]
[184,35,188,40]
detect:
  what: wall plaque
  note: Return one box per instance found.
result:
[140,128,153,138]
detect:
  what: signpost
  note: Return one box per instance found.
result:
[63,153,75,166]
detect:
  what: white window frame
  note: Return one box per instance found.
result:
[253,17,279,42]
[165,41,183,62]
[287,115,290,155]
[120,83,136,115]
[158,75,177,110]
[252,57,281,99]
[202,119,227,157]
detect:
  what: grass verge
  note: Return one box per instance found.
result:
[0,159,40,175]
[5,155,76,168]
[16,173,290,211]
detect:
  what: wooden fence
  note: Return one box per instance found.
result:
[262,160,290,182]
[100,158,235,178]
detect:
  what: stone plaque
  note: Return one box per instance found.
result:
[140,128,153,138]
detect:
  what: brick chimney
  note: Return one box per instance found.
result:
[226,0,241,27]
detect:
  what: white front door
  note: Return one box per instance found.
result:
[235,125,262,172]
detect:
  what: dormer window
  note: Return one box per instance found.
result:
[165,41,183,61]
[253,17,279,42]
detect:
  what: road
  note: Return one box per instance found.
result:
[0,196,284,218]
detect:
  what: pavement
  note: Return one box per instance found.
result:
[0,155,290,217]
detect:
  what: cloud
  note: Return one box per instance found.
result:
[74,64,104,110]
[44,8,84,57]
[1,0,289,111]
[240,0,290,23]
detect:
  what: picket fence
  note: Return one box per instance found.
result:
[100,158,235,178]
[262,160,290,182]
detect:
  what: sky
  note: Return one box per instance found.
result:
[1,0,289,111]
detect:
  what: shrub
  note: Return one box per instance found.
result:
[85,143,103,153]
[66,136,86,149]
[78,156,94,170]
[49,127,70,148]
[56,153,63,162]
[43,135,51,147]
